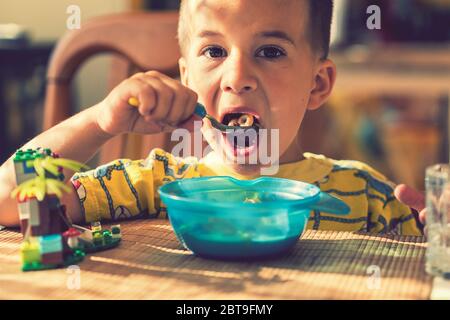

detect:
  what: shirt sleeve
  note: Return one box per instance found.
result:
[70,148,201,223]
[358,165,424,236]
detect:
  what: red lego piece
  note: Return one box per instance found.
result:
[41,251,63,265]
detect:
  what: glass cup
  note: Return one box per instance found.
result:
[425,164,450,277]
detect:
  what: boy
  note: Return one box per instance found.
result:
[0,0,425,234]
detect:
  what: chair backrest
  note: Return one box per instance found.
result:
[43,11,182,164]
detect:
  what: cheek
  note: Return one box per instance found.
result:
[270,97,308,147]
[189,69,222,108]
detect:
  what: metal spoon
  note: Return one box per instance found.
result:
[128,97,256,133]
[193,103,256,132]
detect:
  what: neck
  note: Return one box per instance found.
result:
[279,134,304,164]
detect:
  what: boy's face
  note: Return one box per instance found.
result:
[179,0,335,175]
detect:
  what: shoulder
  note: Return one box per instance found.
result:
[304,153,395,193]
[145,148,200,167]
[144,148,202,180]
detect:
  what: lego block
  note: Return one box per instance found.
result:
[93,231,103,246]
[63,228,81,249]
[29,197,56,236]
[19,219,29,236]
[13,148,50,163]
[18,201,31,220]
[47,195,60,211]
[20,240,41,264]
[111,225,121,239]
[38,234,63,254]
[29,199,49,237]
[17,202,30,235]
[41,251,63,265]
[28,199,40,227]
[13,149,43,184]
[14,162,37,185]
[91,221,102,232]
[13,148,64,184]
[49,205,70,235]
[72,224,93,243]
[102,230,112,244]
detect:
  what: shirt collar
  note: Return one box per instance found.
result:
[199,151,333,183]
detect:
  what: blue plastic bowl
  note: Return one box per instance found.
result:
[158,176,349,260]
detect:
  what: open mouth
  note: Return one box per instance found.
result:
[221,113,262,156]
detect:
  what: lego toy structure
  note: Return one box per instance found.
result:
[12,148,122,272]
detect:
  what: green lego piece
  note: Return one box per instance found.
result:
[111,226,121,234]
[93,231,104,246]
[21,241,41,264]
[13,148,46,163]
[22,251,85,272]
[78,236,121,253]
[103,230,112,244]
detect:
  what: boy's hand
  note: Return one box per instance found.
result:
[97,71,199,136]
[394,184,426,224]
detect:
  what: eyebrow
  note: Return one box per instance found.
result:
[196,30,223,38]
[257,31,296,46]
[196,30,296,46]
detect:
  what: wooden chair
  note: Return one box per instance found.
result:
[43,11,181,164]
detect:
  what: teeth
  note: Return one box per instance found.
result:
[227,118,239,127]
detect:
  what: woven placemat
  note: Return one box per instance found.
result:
[0,219,432,299]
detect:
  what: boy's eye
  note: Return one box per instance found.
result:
[256,46,286,59]
[202,46,227,58]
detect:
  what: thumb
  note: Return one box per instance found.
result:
[394,184,425,212]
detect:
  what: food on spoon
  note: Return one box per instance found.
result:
[227,114,255,127]
[238,114,254,127]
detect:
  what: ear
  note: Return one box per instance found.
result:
[307,59,337,110]
[178,57,189,86]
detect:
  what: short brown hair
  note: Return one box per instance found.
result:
[308,0,334,59]
[177,0,333,59]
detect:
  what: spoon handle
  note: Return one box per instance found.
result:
[194,103,208,118]
[128,98,250,132]
[129,97,206,119]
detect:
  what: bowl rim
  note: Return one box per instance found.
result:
[158,176,321,210]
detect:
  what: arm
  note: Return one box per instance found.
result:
[0,71,198,227]
[71,149,202,224]
[0,102,113,227]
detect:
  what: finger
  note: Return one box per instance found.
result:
[394,184,425,212]
[419,209,426,225]
[132,79,157,116]
[142,71,200,123]
[158,78,190,126]
[181,90,199,122]
[140,76,173,121]
[177,93,201,132]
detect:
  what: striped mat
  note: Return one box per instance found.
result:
[0,219,432,299]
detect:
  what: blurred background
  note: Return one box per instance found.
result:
[0,0,449,189]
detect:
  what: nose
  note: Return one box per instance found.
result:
[220,53,257,94]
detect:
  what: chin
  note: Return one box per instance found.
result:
[229,162,262,176]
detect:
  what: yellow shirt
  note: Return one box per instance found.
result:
[71,148,423,236]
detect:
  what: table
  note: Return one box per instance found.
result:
[0,219,436,299]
